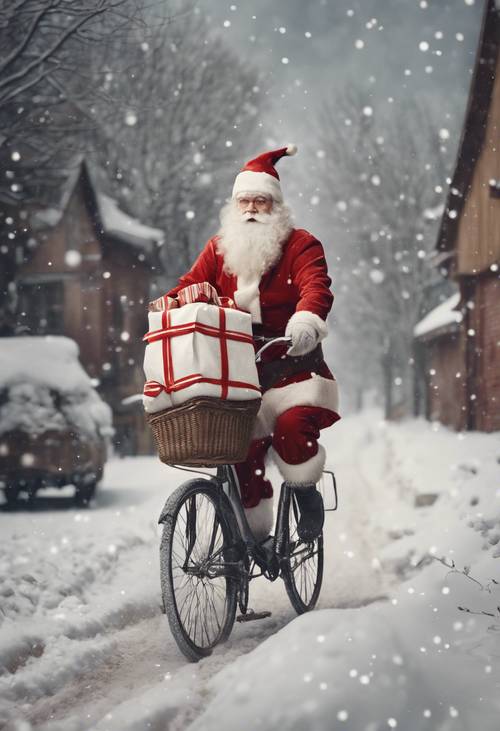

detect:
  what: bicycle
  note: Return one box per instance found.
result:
[157,337,338,663]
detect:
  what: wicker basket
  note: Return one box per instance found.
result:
[146,396,261,467]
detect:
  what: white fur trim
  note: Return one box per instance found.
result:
[272,444,326,485]
[251,408,270,439]
[286,143,298,156]
[233,277,262,323]
[285,310,328,341]
[259,375,339,433]
[244,497,274,542]
[232,171,283,202]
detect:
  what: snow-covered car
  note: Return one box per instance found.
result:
[0,336,113,506]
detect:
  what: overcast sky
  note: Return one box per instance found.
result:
[196,0,485,213]
[199,0,484,129]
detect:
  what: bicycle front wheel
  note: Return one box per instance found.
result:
[281,490,324,614]
[160,479,238,662]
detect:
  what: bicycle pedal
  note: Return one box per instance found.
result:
[236,609,272,623]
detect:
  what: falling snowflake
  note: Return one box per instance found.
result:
[20,453,35,467]
[65,250,82,268]
[369,269,385,284]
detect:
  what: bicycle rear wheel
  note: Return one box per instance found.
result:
[160,479,238,662]
[281,490,324,614]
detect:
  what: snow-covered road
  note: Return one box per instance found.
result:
[0,415,414,730]
[21,413,500,731]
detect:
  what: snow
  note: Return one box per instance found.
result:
[0,336,113,437]
[97,194,164,250]
[413,292,462,339]
[31,207,63,229]
[30,193,164,254]
[1,411,499,730]
[191,415,500,731]
[423,202,445,221]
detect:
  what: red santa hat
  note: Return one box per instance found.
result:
[232,144,298,202]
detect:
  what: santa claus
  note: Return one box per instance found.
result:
[165,145,340,542]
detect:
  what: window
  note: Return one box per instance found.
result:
[18,280,65,334]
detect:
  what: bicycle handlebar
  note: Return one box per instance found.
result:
[254,336,292,364]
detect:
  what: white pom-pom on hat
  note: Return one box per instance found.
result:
[286,144,298,156]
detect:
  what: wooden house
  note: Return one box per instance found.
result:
[15,157,164,454]
[414,0,500,432]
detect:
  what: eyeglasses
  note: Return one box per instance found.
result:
[236,196,271,208]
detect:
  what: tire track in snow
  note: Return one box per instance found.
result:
[2,427,404,731]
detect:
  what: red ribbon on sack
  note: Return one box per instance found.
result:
[143,305,260,398]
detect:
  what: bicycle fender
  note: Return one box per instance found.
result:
[157,477,221,524]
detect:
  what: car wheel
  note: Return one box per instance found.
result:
[74,480,97,507]
[3,482,19,509]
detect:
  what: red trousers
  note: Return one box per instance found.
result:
[234,405,338,508]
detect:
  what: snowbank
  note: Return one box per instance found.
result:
[0,336,113,437]
[1,411,499,731]
[189,415,500,731]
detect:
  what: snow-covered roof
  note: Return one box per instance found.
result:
[29,156,164,254]
[97,194,164,251]
[0,336,113,437]
[423,203,445,222]
[413,292,462,340]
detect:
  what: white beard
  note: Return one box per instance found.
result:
[215,200,294,280]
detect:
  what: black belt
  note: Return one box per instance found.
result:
[256,343,324,391]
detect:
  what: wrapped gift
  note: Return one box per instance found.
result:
[148,295,178,312]
[148,285,235,313]
[142,286,260,414]
[177,281,221,306]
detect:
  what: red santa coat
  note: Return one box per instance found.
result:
[166,228,340,452]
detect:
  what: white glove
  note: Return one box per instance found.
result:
[286,321,318,356]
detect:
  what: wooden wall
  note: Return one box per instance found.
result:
[426,332,467,431]
[17,172,155,454]
[455,49,500,275]
[466,271,500,431]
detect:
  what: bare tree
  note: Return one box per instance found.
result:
[315,85,458,416]
[0,0,148,201]
[0,0,158,333]
[86,7,263,288]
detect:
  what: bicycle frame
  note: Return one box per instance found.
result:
[215,464,285,579]
[206,464,322,581]
[167,461,335,582]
